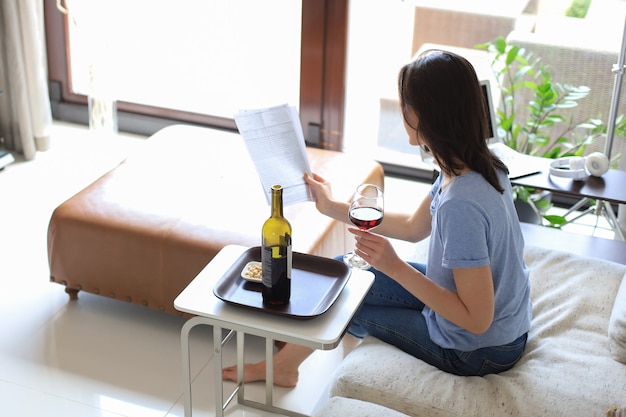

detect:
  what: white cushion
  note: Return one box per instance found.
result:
[313,397,409,417]
[609,275,626,363]
[330,246,626,417]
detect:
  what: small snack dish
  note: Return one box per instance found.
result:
[241,261,263,283]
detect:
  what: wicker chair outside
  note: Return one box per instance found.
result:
[506,29,626,169]
[411,0,531,56]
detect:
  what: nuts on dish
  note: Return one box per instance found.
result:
[242,262,262,281]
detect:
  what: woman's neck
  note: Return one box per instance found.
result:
[443,164,471,178]
[440,165,470,191]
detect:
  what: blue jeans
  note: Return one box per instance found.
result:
[345,260,527,376]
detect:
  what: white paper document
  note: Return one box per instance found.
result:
[488,142,544,179]
[234,104,314,206]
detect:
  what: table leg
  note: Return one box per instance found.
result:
[266,337,274,406]
[182,316,221,417]
[217,328,241,416]
[181,317,308,417]
[181,318,194,417]
[237,331,245,403]
[237,336,308,417]
[604,201,626,241]
[213,325,224,417]
[181,317,238,417]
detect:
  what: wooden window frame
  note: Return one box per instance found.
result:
[44,0,347,150]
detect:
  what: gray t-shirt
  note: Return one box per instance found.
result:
[424,170,532,351]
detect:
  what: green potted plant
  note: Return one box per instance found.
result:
[477,36,625,226]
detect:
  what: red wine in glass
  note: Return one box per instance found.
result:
[349,207,383,230]
[344,184,384,269]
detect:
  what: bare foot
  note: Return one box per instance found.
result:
[222,361,299,387]
[222,343,313,388]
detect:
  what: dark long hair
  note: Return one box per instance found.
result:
[398,49,508,193]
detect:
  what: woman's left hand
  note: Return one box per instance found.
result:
[349,228,402,276]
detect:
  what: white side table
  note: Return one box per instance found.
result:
[174,245,375,417]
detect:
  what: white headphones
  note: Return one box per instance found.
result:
[549,152,610,181]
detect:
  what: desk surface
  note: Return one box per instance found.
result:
[511,159,626,205]
[174,245,375,349]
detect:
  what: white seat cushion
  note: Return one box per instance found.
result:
[314,397,409,417]
[330,246,626,417]
[609,275,626,363]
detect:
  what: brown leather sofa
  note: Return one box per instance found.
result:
[47,125,385,315]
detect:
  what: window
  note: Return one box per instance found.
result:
[45,0,348,149]
[343,0,626,177]
[48,1,624,175]
[343,0,426,177]
[67,1,302,119]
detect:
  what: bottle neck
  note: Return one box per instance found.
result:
[271,186,283,218]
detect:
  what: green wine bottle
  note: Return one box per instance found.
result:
[261,184,292,305]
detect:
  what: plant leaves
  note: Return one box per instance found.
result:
[543,215,568,225]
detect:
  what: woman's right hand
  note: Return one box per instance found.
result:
[304,172,334,215]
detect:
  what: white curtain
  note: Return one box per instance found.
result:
[0,0,52,161]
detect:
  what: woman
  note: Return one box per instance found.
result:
[223,49,531,387]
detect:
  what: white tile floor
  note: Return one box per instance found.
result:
[0,121,618,417]
[0,122,351,417]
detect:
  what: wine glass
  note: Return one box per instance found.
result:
[343,183,384,269]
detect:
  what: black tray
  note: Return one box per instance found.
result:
[213,247,350,319]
